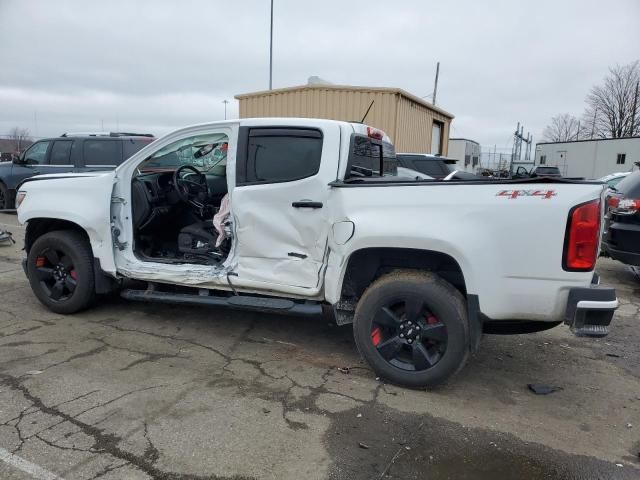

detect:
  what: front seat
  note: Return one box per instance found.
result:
[177,221,221,259]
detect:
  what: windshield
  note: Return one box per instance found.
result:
[140,133,228,171]
[347,134,397,178]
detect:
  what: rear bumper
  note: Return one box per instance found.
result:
[564,282,617,337]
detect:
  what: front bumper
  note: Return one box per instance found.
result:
[564,279,617,337]
[602,242,640,266]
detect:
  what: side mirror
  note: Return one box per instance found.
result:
[13,153,25,164]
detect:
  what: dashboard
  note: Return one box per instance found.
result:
[135,171,228,206]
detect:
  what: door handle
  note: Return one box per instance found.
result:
[292,201,323,209]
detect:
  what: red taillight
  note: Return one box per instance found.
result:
[611,197,640,215]
[367,126,384,140]
[563,199,601,271]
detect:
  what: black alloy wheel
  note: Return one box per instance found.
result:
[353,271,469,388]
[27,230,95,314]
[33,248,78,301]
[370,298,447,371]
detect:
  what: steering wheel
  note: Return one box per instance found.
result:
[173,165,209,203]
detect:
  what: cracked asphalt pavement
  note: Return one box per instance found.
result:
[0,213,639,479]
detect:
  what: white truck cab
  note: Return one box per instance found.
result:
[16,118,618,387]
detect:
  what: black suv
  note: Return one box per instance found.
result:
[396,153,458,179]
[602,170,640,266]
[513,165,562,179]
[0,132,153,209]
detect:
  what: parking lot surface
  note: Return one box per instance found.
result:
[0,212,639,479]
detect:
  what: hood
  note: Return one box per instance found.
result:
[18,171,112,187]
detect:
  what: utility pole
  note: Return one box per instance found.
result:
[510,122,532,175]
[269,0,274,90]
[493,144,497,169]
[525,132,532,161]
[222,99,229,120]
[432,61,440,106]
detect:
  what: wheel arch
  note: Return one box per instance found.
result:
[330,247,481,351]
[25,218,116,294]
[25,218,91,253]
[338,247,468,302]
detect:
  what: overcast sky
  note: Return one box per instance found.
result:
[1,0,638,150]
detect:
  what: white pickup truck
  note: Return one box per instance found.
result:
[16,118,617,387]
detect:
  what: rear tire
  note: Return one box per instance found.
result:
[353,270,469,388]
[27,230,95,314]
[0,182,13,210]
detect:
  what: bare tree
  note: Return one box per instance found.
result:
[7,127,31,153]
[542,113,581,142]
[582,61,640,139]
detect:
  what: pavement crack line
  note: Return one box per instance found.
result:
[88,461,129,480]
[0,373,253,480]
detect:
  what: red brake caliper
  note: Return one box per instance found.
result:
[424,314,438,345]
[35,256,46,267]
[371,327,382,346]
[69,270,77,280]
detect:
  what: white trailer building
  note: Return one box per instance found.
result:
[448,138,481,173]
[534,137,640,179]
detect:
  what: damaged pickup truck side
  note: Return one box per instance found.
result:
[16,118,618,387]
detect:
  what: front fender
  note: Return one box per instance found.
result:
[17,173,117,274]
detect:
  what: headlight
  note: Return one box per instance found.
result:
[15,191,26,209]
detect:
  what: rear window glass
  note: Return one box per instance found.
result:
[123,138,153,159]
[535,167,560,174]
[348,134,396,177]
[83,140,121,166]
[412,158,450,176]
[248,131,322,183]
[397,155,451,176]
[614,171,640,196]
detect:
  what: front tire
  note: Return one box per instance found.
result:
[27,230,95,314]
[0,182,13,210]
[353,270,469,388]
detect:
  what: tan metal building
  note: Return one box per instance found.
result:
[235,84,454,154]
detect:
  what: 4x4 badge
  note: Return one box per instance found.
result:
[496,190,556,199]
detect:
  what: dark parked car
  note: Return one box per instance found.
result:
[602,170,640,266]
[396,153,457,179]
[0,132,153,209]
[530,166,562,177]
[513,165,562,179]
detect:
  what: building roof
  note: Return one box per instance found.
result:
[235,84,454,119]
[449,137,480,145]
[536,136,640,146]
